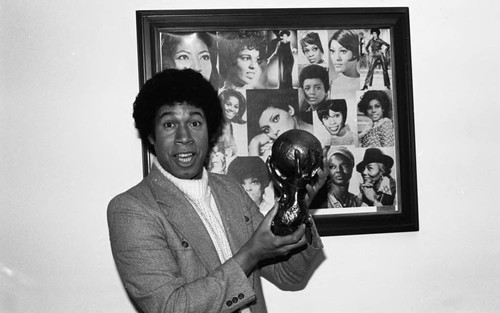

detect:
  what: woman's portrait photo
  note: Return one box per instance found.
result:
[246,89,313,161]
[297,30,328,66]
[316,99,358,147]
[218,88,248,158]
[357,90,395,147]
[226,156,274,215]
[328,29,361,102]
[161,32,222,89]
[356,147,397,206]
[218,30,268,93]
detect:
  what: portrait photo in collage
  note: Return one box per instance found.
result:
[159,27,397,216]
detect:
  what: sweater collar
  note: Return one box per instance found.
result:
[153,158,209,200]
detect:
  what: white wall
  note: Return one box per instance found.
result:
[1,0,499,312]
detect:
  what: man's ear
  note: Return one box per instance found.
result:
[288,105,295,116]
[148,134,155,146]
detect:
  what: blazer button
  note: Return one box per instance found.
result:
[244,216,250,222]
[226,300,232,307]
[232,297,238,304]
[182,241,189,248]
[238,293,244,299]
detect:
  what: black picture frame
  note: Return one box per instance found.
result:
[136,7,418,236]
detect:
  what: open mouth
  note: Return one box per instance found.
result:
[175,152,194,164]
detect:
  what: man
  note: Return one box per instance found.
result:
[325,147,362,208]
[298,64,329,113]
[107,69,325,313]
[311,147,361,209]
[356,147,396,206]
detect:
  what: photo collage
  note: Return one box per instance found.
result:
[160,28,397,216]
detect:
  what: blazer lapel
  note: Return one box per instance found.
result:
[146,167,221,272]
[208,174,249,256]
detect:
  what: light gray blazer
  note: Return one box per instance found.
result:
[108,165,322,313]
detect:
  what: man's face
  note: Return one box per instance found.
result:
[302,78,327,108]
[241,177,264,204]
[321,109,345,136]
[149,102,209,179]
[362,162,384,184]
[328,154,353,186]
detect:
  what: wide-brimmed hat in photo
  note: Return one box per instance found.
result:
[356,148,394,173]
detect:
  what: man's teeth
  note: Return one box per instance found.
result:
[177,153,193,162]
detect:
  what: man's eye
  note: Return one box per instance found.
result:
[191,121,202,127]
[272,115,280,123]
[164,122,175,128]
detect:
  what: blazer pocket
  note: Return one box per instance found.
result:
[171,238,208,282]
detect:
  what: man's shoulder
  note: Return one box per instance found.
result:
[107,175,156,213]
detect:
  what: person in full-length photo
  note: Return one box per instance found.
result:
[361,28,391,91]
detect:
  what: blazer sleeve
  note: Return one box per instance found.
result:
[107,192,256,313]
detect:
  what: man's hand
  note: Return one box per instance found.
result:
[233,204,307,275]
[304,149,328,209]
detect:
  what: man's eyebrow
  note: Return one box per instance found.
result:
[189,111,205,118]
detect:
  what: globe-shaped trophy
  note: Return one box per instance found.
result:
[266,129,323,236]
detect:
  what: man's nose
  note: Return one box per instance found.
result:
[175,124,193,144]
